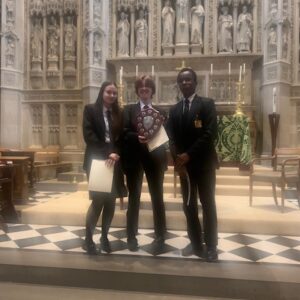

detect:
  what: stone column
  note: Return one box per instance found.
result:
[0,0,24,148]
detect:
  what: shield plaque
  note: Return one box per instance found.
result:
[136,107,164,140]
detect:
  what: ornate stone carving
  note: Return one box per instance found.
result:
[31,104,43,146]
[93,32,103,65]
[29,0,45,17]
[31,16,43,61]
[46,0,63,15]
[47,14,60,77]
[135,9,148,56]
[161,0,175,47]
[64,0,78,15]
[117,11,130,57]
[236,5,253,53]
[5,35,16,67]
[175,0,189,45]
[65,104,78,146]
[267,25,277,61]
[217,5,233,53]
[6,0,16,29]
[94,0,102,27]
[48,104,60,145]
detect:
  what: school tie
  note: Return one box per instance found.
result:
[106,110,113,142]
[143,105,149,110]
[182,98,189,128]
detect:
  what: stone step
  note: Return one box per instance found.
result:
[57,171,87,182]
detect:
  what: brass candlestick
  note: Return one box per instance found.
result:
[235,81,244,115]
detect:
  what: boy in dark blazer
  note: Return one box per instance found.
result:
[121,75,167,253]
[167,68,219,262]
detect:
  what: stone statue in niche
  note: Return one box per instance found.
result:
[31,17,43,60]
[117,11,130,57]
[94,33,102,65]
[237,5,253,53]
[161,0,175,46]
[282,26,289,59]
[176,0,189,44]
[6,0,14,24]
[217,6,233,53]
[268,26,277,60]
[135,9,148,56]
[5,36,15,67]
[190,0,205,46]
[48,16,59,58]
[94,0,101,26]
[64,16,77,58]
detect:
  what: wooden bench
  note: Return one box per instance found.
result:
[33,151,72,181]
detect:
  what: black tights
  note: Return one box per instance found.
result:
[85,194,116,243]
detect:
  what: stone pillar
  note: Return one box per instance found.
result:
[0,0,24,148]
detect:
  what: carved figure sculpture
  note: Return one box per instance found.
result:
[31,17,43,60]
[176,0,189,44]
[6,0,14,22]
[94,33,102,64]
[135,9,148,56]
[162,0,175,46]
[64,16,77,58]
[6,36,15,67]
[268,26,277,59]
[217,6,233,53]
[190,0,205,46]
[237,6,253,52]
[117,11,130,56]
[48,16,59,58]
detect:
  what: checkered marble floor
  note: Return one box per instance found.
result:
[1,223,300,265]
[27,191,71,206]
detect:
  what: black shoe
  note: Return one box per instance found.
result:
[151,238,165,254]
[100,237,112,253]
[82,241,98,255]
[206,247,218,262]
[182,243,203,258]
[127,238,139,252]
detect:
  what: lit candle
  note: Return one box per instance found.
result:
[210,63,213,76]
[272,87,277,113]
[239,65,242,82]
[120,66,123,85]
[151,65,155,77]
[136,65,138,77]
[243,63,246,75]
[228,62,231,75]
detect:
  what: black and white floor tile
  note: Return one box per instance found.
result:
[1,223,300,265]
[27,191,71,206]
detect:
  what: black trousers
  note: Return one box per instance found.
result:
[180,168,218,250]
[125,162,166,241]
[85,193,116,243]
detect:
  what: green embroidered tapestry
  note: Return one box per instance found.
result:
[216,114,252,165]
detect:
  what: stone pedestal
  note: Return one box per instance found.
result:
[162,45,174,56]
[64,57,76,89]
[191,44,203,55]
[175,44,189,56]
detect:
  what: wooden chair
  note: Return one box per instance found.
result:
[249,148,300,212]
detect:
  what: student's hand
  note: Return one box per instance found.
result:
[138,135,149,144]
[106,153,119,168]
[109,153,120,161]
[176,153,190,168]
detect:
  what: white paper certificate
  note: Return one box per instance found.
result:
[88,159,114,193]
[147,126,169,152]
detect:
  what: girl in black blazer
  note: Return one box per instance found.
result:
[82,81,126,254]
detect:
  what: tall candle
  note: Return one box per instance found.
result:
[136,65,138,77]
[239,65,242,82]
[272,87,277,113]
[151,65,155,77]
[120,66,123,85]
[210,63,213,75]
[243,63,246,74]
[228,62,231,75]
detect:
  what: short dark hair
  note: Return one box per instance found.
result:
[135,75,156,95]
[177,67,197,84]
